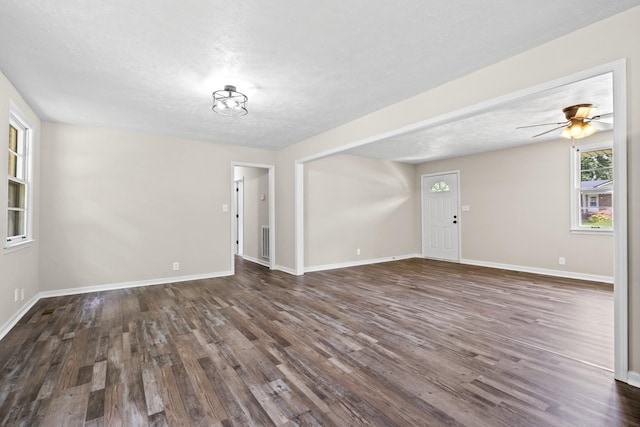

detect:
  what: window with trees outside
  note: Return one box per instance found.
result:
[571,143,613,232]
[6,110,32,249]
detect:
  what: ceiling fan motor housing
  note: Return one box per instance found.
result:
[563,103,593,120]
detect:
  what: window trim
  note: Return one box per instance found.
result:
[570,142,613,234]
[5,105,34,251]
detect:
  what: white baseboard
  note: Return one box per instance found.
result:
[628,371,640,388]
[305,253,421,273]
[460,259,613,284]
[0,295,40,341]
[275,265,298,275]
[39,271,234,299]
[242,255,270,268]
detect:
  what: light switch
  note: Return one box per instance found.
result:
[462,205,471,212]
[222,204,228,212]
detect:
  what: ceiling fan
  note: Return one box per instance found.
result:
[517,103,613,139]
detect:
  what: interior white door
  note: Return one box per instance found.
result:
[422,172,460,261]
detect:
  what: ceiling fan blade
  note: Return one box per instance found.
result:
[532,125,567,138]
[594,122,614,131]
[589,112,613,123]
[516,121,568,129]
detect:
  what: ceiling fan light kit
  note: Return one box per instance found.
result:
[212,85,248,117]
[561,118,597,140]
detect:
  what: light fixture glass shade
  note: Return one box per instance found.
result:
[581,122,596,138]
[561,119,597,140]
[212,85,248,116]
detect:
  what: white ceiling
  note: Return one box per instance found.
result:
[0,1,637,157]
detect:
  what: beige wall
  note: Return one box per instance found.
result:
[275,8,640,372]
[39,123,275,291]
[0,71,41,330]
[417,135,614,277]
[304,154,419,268]
[235,166,270,262]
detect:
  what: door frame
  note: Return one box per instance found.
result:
[230,162,276,274]
[421,170,461,262]
[234,178,244,256]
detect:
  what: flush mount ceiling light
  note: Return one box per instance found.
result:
[212,85,248,116]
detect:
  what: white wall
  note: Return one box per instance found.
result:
[39,123,275,292]
[0,71,41,331]
[235,166,269,263]
[304,154,419,268]
[417,135,614,278]
[275,7,640,373]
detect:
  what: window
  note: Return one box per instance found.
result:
[6,110,32,248]
[430,181,450,193]
[571,143,613,232]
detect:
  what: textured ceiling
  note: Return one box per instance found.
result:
[0,1,637,153]
[348,73,614,163]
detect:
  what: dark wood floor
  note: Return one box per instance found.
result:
[1,258,639,426]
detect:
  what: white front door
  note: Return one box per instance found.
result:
[422,172,460,261]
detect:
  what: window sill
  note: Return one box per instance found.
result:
[4,239,35,254]
[570,229,614,236]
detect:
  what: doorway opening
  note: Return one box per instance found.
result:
[293,60,628,383]
[231,163,276,273]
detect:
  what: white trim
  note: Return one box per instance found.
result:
[420,170,461,262]
[3,238,35,254]
[610,59,628,383]
[242,255,270,268]
[275,264,297,275]
[39,271,233,299]
[461,258,613,284]
[0,294,40,341]
[305,254,421,273]
[234,178,244,256]
[231,162,276,273]
[294,162,305,275]
[628,371,640,389]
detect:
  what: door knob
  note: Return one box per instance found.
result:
[453,220,457,224]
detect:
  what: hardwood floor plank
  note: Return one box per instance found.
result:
[155,364,189,426]
[85,388,105,422]
[174,334,229,424]
[41,383,90,427]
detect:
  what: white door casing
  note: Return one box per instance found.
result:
[422,172,460,261]
[234,178,244,256]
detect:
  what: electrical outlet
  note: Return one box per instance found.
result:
[559,257,566,265]
[14,289,19,302]
[173,262,180,271]
[356,248,361,256]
